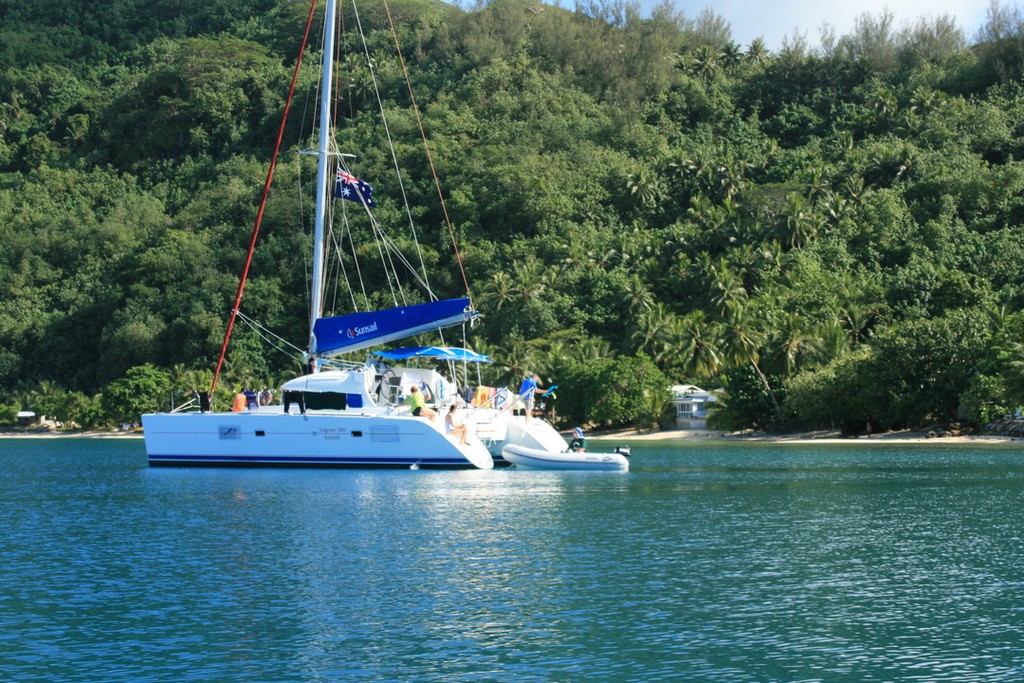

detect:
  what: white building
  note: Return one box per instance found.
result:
[670,385,717,429]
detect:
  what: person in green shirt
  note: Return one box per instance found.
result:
[569,426,587,452]
[404,385,436,421]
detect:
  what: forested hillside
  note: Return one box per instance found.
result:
[2,0,1024,431]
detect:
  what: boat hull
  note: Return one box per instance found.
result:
[142,411,493,469]
[501,443,629,471]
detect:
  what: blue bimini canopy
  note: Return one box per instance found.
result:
[373,346,492,363]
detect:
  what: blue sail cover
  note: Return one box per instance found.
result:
[313,298,477,357]
[373,346,492,363]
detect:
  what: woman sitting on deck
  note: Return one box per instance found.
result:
[445,405,469,445]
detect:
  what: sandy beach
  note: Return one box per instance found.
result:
[588,427,1022,446]
[0,430,143,439]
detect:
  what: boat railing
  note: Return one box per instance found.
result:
[464,389,523,422]
[171,397,199,414]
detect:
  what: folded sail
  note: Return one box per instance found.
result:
[313,298,477,357]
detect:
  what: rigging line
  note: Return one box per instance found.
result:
[337,155,400,307]
[374,223,402,308]
[367,220,432,292]
[210,0,320,396]
[376,206,411,306]
[336,191,372,310]
[322,197,349,315]
[330,7,392,312]
[235,311,306,363]
[326,206,360,312]
[382,0,473,307]
[350,0,431,297]
[325,223,340,314]
[328,9,360,314]
[330,5,376,311]
[366,216,419,294]
[297,16,323,320]
[297,151,315,321]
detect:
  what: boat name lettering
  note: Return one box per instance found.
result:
[346,322,378,339]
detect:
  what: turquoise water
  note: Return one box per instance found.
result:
[2,438,1023,682]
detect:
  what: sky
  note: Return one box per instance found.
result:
[645,0,994,50]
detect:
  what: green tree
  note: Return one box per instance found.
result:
[100,364,172,425]
[558,355,669,429]
[783,349,880,431]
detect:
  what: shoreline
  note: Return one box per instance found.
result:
[587,427,1021,446]
[2,427,1020,446]
[0,430,143,439]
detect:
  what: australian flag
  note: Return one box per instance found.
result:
[335,168,377,207]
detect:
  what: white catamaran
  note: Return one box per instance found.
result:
[142,0,567,468]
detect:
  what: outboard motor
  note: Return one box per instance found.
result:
[615,445,632,458]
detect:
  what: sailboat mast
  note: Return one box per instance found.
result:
[308,0,339,366]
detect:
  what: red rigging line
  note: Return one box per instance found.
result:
[212,0,476,399]
[210,0,321,396]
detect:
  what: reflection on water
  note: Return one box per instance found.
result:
[2,438,1023,681]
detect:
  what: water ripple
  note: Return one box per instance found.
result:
[2,440,1024,681]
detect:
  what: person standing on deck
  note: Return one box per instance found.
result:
[518,372,548,417]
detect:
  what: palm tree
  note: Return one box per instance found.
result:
[671,309,725,380]
[720,41,744,73]
[666,151,698,182]
[707,258,748,315]
[774,311,821,376]
[832,270,880,345]
[746,38,769,65]
[574,336,613,363]
[168,364,214,409]
[691,44,721,81]
[842,174,867,205]
[822,190,848,224]
[715,161,746,202]
[479,270,515,311]
[720,301,761,365]
[632,302,676,358]
[814,316,852,363]
[485,338,532,388]
[626,168,661,207]
[62,113,90,148]
[841,299,875,347]
[986,301,1014,331]
[782,193,820,249]
[721,301,781,421]
[726,242,781,291]
[805,165,832,202]
[872,88,899,132]
[624,274,655,315]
